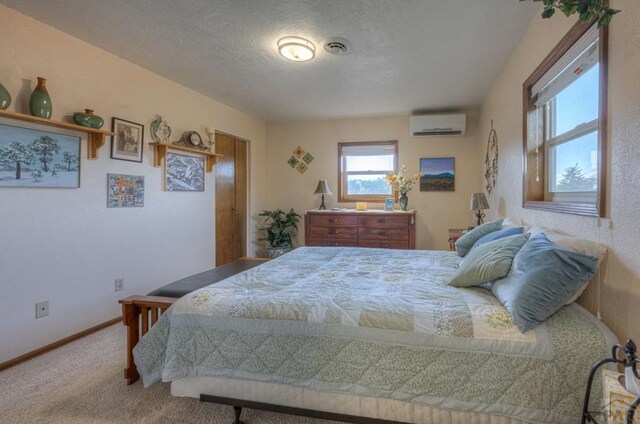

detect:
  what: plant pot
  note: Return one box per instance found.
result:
[266,244,292,259]
[29,77,52,119]
[0,82,11,110]
[73,109,104,129]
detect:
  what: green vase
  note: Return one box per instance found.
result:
[29,77,52,118]
[0,82,11,110]
[73,109,104,129]
[399,192,409,211]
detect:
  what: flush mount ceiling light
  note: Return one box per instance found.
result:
[277,36,316,62]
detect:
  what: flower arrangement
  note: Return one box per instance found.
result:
[385,165,421,194]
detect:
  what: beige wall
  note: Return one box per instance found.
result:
[267,115,483,251]
[478,0,640,343]
[0,5,267,363]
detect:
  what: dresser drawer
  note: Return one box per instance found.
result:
[358,227,409,241]
[308,238,358,247]
[308,226,357,240]
[357,215,410,228]
[309,214,357,227]
[357,240,409,249]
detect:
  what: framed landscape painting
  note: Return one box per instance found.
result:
[165,152,204,192]
[0,123,81,188]
[420,157,455,191]
[107,174,144,208]
[111,117,144,162]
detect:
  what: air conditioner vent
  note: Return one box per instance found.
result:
[323,38,350,55]
[410,114,466,137]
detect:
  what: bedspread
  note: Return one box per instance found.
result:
[134,247,617,423]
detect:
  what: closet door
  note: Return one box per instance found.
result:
[215,133,247,266]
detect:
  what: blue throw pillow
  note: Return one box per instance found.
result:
[455,219,503,257]
[472,227,524,249]
[492,233,598,332]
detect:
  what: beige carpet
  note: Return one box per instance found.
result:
[0,324,335,424]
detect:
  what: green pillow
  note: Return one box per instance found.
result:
[448,234,528,287]
[455,219,503,257]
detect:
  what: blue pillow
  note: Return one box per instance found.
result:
[472,227,524,249]
[492,233,598,332]
[455,219,503,257]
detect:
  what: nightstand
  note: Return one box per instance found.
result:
[448,229,466,251]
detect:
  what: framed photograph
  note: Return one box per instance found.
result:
[384,198,395,211]
[111,117,144,162]
[0,123,80,188]
[107,174,144,208]
[420,157,455,191]
[165,152,204,192]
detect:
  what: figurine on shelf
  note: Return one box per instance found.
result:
[150,114,171,144]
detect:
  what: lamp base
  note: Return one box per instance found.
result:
[475,210,486,226]
[319,194,326,210]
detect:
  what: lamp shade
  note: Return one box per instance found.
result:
[314,180,332,195]
[470,192,490,211]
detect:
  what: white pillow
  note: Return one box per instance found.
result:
[525,225,607,304]
[502,216,531,232]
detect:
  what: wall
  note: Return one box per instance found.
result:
[0,5,267,363]
[477,0,640,343]
[267,115,483,251]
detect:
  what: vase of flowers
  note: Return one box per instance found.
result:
[385,165,420,211]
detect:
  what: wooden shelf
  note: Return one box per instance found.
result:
[149,142,223,173]
[0,109,114,160]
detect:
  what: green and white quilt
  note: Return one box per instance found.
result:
[134,247,617,423]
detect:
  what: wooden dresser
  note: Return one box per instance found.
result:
[305,210,416,250]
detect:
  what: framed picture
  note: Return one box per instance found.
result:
[420,157,455,191]
[384,198,395,211]
[107,174,144,208]
[165,152,204,192]
[111,117,144,162]
[0,123,81,188]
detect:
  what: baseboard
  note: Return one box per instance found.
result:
[0,317,120,371]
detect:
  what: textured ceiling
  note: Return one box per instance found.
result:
[1,0,538,122]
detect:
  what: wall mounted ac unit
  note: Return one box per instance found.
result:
[410,114,466,136]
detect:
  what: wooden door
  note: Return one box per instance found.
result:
[215,133,248,266]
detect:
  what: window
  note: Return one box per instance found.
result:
[523,22,607,216]
[338,141,398,202]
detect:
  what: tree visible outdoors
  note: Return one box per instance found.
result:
[557,163,596,192]
[347,177,391,195]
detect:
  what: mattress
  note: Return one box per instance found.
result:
[134,246,617,424]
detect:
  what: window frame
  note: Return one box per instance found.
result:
[337,140,398,203]
[522,21,608,217]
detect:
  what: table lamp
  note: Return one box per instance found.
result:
[314,180,332,210]
[470,192,490,226]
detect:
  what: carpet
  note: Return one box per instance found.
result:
[0,324,333,423]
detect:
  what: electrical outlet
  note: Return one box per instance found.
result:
[115,278,125,292]
[35,301,49,319]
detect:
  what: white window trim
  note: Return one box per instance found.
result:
[338,141,398,202]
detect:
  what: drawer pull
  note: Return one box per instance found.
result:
[328,218,338,223]
[328,242,339,246]
[379,243,389,248]
[329,230,340,235]
[378,219,388,223]
[379,231,390,236]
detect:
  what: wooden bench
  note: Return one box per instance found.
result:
[119,257,269,385]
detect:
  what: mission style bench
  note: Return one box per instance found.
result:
[119,258,268,385]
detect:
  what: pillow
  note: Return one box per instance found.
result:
[492,233,598,332]
[472,226,524,249]
[454,219,503,257]
[448,234,528,288]
[526,225,607,264]
[501,217,522,229]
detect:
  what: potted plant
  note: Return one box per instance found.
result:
[258,208,301,259]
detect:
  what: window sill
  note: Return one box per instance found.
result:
[523,200,601,217]
[338,196,388,203]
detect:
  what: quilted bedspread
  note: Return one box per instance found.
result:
[134,247,617,423]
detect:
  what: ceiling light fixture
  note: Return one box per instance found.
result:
[277,36,315,62]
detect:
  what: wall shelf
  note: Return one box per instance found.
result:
[0,109,115,160]
[149,142,222,173]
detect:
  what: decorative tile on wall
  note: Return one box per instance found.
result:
[287,146,315,174]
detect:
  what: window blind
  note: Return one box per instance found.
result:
[341,143,395,157]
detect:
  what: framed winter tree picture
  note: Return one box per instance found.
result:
[0,123,81,188]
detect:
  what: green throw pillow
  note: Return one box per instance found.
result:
[448,234,528,287]
[454,219,503,257]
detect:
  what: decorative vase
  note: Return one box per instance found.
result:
[29,77,52,119]
[266,244,292,259]
[0,82,11,110]
[73,109,104,129]
[399,192,409,211]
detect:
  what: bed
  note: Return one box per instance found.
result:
[131,246,617,424]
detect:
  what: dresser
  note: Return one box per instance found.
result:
[305,210,416,250]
